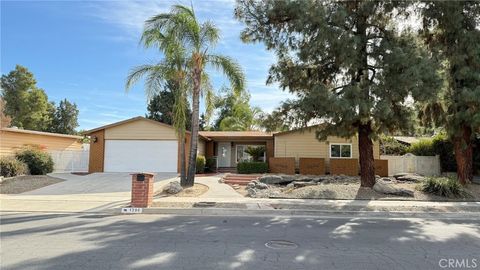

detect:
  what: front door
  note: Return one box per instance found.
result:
[217,142,231,167]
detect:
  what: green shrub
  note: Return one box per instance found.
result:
[196,155,206,174]
[420,177,468,198]
[0,157,28,177]
[15,146,54,175]
[380,135,407,155]
[237,162,268,174]
[205,157,217,172]
[407,139,436,156]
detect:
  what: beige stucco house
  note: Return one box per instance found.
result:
[84,116,380,174]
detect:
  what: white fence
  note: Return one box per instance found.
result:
[380,153,441,177]
[49,150,89,172]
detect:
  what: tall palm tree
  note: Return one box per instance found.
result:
[125,24,191,185]
[147,5,245,186]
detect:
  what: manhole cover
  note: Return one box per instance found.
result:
[265,240,298,249]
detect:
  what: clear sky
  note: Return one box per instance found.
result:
[1,0,293,130]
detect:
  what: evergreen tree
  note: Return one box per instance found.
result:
[49,99,79,135]
[1,65,53,131]
[146,87,192,130]
[418,1,480,184]
[236,0,440,187]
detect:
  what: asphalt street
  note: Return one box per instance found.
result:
[1,212,479,270]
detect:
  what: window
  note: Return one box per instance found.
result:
[236,145,266,163]
[330,143,352,158]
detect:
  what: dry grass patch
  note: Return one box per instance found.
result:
[0,175,64,194]
[155,183,209,198]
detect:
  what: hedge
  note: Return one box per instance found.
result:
[237,162,268,174]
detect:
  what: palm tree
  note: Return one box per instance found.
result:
[147,5,245,186]
[125,23,191,185]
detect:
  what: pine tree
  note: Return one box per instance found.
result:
[236,0,440,187]
[418,1,480,184]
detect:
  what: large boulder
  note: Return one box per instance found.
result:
[393,173,425,182]
[259,175,295,185]
[373,180,414,197]
[163,181,183,194]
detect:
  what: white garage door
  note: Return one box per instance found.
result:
[104,140,178,172]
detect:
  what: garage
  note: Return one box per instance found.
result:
[85,117,183,174]
[104,140,178,172]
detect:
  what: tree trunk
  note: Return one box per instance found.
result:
[186,63,201,187]
[179,131,187,186]
[454,125,473,185]
[358,123,375,187]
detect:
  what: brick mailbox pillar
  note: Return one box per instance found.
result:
[130,173,155,208]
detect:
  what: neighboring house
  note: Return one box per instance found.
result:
[84,116,380,174]
[0,127,83,157]
[393,136,430,146]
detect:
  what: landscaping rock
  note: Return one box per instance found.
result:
[247,188,257,197]
[259,175,294,185]
[255,182,269,190]
[394,173,425,182]
[163,181,183,194]
[246,182,256,188]
[373,179,414,197]
[293,181,317,188]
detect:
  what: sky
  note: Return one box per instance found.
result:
[1,0,294,130]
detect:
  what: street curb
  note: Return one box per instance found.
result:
[115,207,480,220]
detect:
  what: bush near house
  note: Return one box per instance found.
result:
[0,157,28,177]
[380,136,407,155]
[420,177,469,198]
[15,146,54,175]
[205,157,216,173]
[237,162,268,174]
[407,139,436,156]
[196,155,206,174]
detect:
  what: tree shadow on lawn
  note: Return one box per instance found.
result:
[1,213,480,270]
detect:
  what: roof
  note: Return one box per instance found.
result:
[1,127,82,139]
[393,136,431,145]
[273,124,324,136]
[83,116,209,140]
[199,131,273,139]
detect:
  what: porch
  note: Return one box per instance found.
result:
[199,131,274,169]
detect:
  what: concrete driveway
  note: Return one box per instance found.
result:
[23,172,178,195]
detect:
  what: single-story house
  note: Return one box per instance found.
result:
[84,116,380,174]
[393,136,431,146]
[0,127,84,157]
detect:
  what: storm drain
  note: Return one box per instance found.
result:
[265,240,298,249]
[193,202,216,208]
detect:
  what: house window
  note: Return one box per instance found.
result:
[330,143,352,158]
[236,145,266,163]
